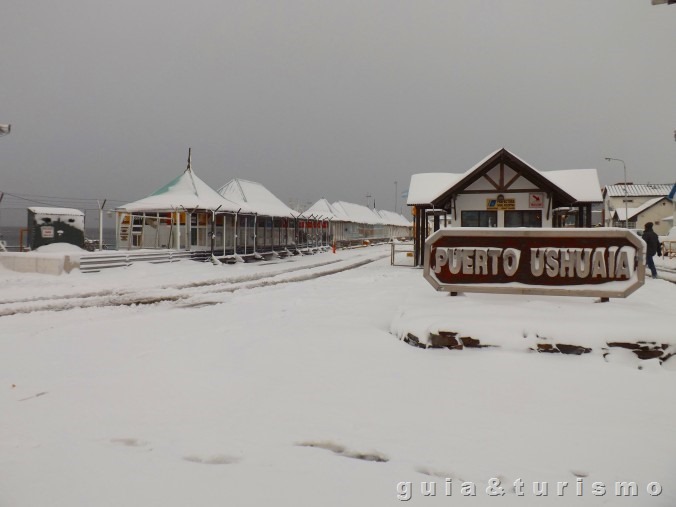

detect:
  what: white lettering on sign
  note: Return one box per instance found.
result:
[434,246,635,280]
[530,247,633,279]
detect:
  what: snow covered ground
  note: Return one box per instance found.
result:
[1,245,675,506]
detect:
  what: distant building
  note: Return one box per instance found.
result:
[27,207,85,250]
[602,183,672,231]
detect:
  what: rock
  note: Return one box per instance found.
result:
[460,336,483,348]
[633,349,663,360]
[555,344,592,355]
[429,332,462,349]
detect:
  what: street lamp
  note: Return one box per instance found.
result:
[0,124,10,137]
[604,157,628,228]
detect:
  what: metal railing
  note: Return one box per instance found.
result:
[79,249,194,273]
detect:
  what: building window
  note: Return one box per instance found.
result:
[504,210,542,228]
[461,211,497,227]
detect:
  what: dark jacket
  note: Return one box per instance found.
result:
[643,229,661,257]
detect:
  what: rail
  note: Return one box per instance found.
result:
[390,241,414,266]
[79,249,194,273]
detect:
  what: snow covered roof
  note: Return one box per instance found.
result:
[611,207,636,221]
[544,169,602,203]
[604,183,672,198]
[332,201,384,225]
[28,207,84,216]
[217,178,296,218]
[614,197,669,220]
[406,173,465,205]
[303,199,349,221]
[117,163,246,213]
[407,148,602,206]
[377,209,412,227]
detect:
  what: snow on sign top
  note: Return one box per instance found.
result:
[218,178,297,218]
[118,167,246,213]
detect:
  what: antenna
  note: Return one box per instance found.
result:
[186,147,192,172]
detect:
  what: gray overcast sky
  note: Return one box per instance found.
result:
[1,0,674,224]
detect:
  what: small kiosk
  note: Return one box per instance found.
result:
[407,148,603,266]
[27,207,85,250]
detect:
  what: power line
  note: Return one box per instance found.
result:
[0,190,129,209]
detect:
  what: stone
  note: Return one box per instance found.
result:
[555,344,592,355]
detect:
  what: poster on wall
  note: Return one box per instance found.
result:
[529,193,545,208]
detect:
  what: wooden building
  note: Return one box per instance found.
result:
[407,148,603,266]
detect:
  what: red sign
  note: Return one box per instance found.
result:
[423,228,645,298]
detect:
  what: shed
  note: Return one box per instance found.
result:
[27,207,85,250]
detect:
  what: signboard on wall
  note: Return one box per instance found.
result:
[423,228,645,298]
[529,193,544,208]
[486,198,515,210]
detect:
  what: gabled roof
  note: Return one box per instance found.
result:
[332,201,384,225]
[434,148,577,206]
[613,196,670,220]
[117,157,245,213]
[408,148,602,207]
[217,178,296,217]
[406,173,466,205]
[303,199,349,221]
[406,149,501,205]
[544,169,603,203]
[604,183,672,198]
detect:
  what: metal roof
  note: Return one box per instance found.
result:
[604,184,672,197]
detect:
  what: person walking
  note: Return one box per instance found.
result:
[642,222,661,279]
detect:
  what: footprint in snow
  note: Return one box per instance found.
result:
[183,454,240,465]
[297,440,389,463]
[110,438,150,448]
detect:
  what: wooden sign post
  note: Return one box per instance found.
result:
[423,228,645,298]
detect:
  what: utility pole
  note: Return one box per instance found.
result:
[97,199,107,251]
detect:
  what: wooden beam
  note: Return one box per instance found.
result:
[483,174,500,190]
[504,172,521,190]
[459,188,544,195]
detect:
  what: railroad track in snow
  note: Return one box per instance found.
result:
[0,253,388,318]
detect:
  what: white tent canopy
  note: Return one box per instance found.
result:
[377,209,412,227]
[118,166,247,213]
[303,199,349,221]
[332,201,384,225]
[218,178,297,218]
